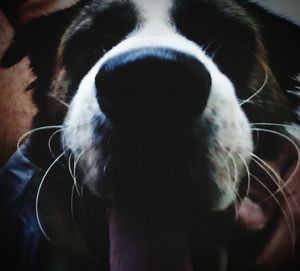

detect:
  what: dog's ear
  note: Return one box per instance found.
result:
[244,2,300,94]
[0,2,84,74]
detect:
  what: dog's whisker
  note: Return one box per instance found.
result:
[68,153,75,179]
[103,156,111,176]
[228,153,246,208]
[250,173,296,247]
[236,153,251,199]
[70,184,100,263]
[227,152,239,186]
[251,154,295,205]
[251,154,298,219]
[220,154,233,184]
[68,153,81,196]
[221,153,241,209]
[212,146,240,206]
[17,125,64,157]
[250,156,297,247]
[61,130,67,154]
[286,89,300,97]
[70,184,82,239]
[101,46,107,54]
[251,127,300,192]
[239,63,268,106]
[202,37,219,55]
[214,138,242,204]
[252,152,300,211]
[48,128,64,160]
[48,93,69,108]
[212,41,268,107]
[36,152,65,242]
[73,149,87,196]
[73,150,84,178]
[210,38,227,60]
[250,122,292,128]
[251,153,285,188]
[250,127,300,217]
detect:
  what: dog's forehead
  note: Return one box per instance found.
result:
[130,0,173,17]
[73,0,254,39]
[89,0,239,21]
[89,0,172,12]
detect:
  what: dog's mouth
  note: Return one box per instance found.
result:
[86,177,233,271]
[68,132,297,271]
[74,125,235,271]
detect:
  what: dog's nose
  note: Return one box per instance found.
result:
[95,48,211,125]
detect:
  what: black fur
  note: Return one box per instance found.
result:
[172,0,257,94]
[244,2,300,111]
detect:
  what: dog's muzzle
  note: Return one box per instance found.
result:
[89,48,214,271]
[95,47,211,128]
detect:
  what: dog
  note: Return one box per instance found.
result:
[0,0,300,270]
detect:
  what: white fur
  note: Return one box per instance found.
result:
[63,0,254,210]
[202,72,253,210]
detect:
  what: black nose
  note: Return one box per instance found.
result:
[96,48,211,126]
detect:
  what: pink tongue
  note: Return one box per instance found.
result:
[237,197,269,230]
[109,201,193,271]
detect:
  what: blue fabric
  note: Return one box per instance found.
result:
[0,144,50,271]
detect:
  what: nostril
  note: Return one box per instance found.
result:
[95,47,211,124]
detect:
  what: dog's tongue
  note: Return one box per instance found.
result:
[109,200,193,271]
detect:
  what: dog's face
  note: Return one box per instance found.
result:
[2,0,300,270]
[61,0,259,210]
[55,0,296,209]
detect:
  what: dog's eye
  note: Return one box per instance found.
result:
[172,1,257,93]
[62,2,137,78]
